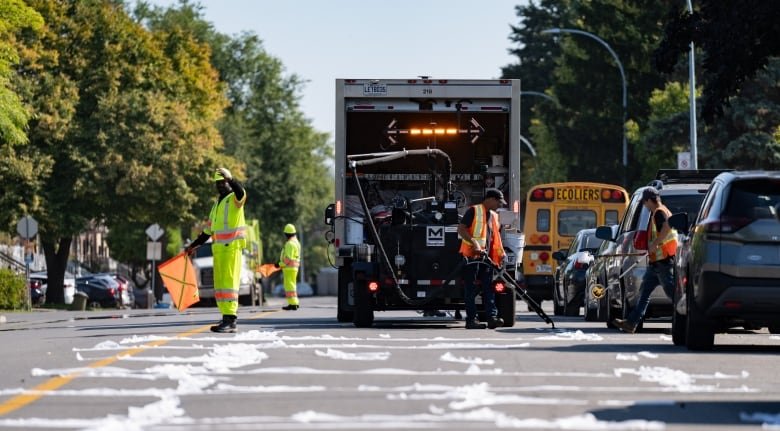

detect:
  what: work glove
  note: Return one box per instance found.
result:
[216,167,233,181]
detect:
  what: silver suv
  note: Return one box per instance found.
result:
[669,171,780,350]
[595,170,723,329]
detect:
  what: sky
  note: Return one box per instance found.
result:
[145,0,525,139]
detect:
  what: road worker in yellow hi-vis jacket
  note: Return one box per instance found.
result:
[277,224,301,310]
[186,167,247,333]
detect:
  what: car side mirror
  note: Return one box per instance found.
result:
[552,250,567,261]
[595,225,615,242]
[668,212,689,235]
[324,203,335,226]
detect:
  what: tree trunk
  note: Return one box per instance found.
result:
[42,236,72,304]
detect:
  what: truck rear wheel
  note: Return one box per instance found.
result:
[353,279,374,328]
[496,290,516,327]
[336,266,353,323]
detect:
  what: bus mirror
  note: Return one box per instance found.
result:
[324,204,335,226]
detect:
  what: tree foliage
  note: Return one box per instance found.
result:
[11,0,226,303]
[504,0,779,194]
[505,0,670,190]
[655,1,780,121]
[0,0,43,146]
[136,1,333,282]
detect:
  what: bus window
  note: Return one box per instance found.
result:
[605,209,619,225]
[557,210,596,236]
[537,209,550,232]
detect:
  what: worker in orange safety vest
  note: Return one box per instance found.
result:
[457,188,506,330]
[614,187,677,334]
[186,167,247,333]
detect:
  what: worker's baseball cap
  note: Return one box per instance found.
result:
[485,188,507,205]
[641,187,660,202]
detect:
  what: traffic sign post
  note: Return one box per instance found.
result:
[16,216,38,311]
[678,152,691,170]
[146,224,164,305]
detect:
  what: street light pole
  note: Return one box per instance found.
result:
[520,91,560,107]
[542,28,628,179]
[686,0,698,169]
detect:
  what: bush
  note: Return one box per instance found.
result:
[0,269,26,310]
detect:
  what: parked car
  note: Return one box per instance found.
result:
[594,169,725,329]
[76,274,122,308]
[669,171,780,350]
[29,271,77,304]
[552,228,603,316]
[191,241,259,306]
[108,273,134,308]
[28,278,45,306]
[584,224,618,322]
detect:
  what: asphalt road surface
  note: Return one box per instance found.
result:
[1,296,779,430]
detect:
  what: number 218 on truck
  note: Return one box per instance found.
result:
[521,182,628,303]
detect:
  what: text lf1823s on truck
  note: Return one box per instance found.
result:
[323,78,527,328]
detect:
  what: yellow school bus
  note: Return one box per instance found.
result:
[521,182,628,302]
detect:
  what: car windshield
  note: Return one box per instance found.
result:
[581,232,604,250]
[663,193,707,227]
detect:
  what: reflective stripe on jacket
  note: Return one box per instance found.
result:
[649,204,677,262]
[204,192,247,248]
[279,237,301,268]
[459,204,505,263]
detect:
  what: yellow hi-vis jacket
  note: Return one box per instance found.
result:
[204,191,247,249]
[459,204,505,264]
[648,204,677,263]
[279,237,301,268]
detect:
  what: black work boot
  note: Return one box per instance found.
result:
[487,316,505,329]
[210,315,237,333]
[465,318,487,329]
[282,304,299,311]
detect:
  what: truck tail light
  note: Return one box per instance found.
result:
[493,281,506,293]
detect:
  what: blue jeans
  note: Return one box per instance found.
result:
[627,257,675,325]
[462,259,497,320]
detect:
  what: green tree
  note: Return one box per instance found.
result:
[655,1,780,121]
[0,0,45,234]
[137,1,334,283]
[505,0,673,190]
[12,0,226,303]
[697,57,780,169]
[0,0,42,146]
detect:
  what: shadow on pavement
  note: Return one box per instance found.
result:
[590,400,780,427]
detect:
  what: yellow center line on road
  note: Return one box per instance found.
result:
[0,309,279,416]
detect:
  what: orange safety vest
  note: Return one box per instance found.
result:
[459,204,505,263]
[648,204,677,262]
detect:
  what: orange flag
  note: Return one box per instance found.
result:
[257,263,281,279]
[158,252,200,311]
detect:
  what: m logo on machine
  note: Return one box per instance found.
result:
[427,226,445,247]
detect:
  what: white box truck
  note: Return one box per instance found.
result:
[324,78,527,327]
